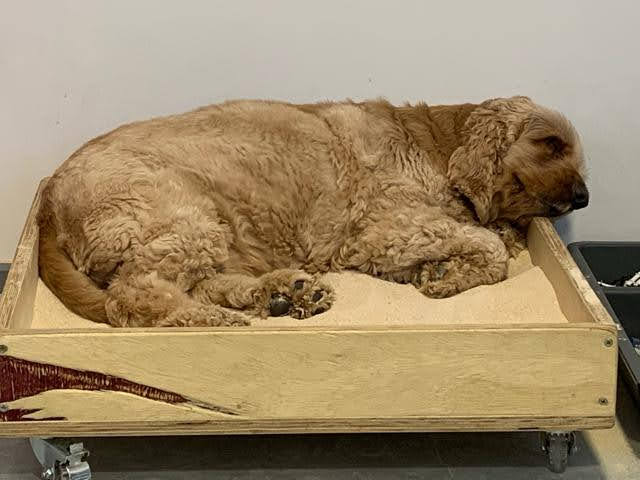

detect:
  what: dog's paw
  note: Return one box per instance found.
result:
[258,269,334,319]
[417,261,462,298]
[419,279,460,298]
[418,256,508,298]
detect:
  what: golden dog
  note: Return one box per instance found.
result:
[38,96,588,327]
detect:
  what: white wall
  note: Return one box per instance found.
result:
[1,0,639,259]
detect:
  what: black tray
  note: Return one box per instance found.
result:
[0,263,9,294]
[568,242,640,405]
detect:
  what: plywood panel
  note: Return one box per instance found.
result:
[0,181,45,329]
[0,325,617,436]
[0,415,616,438]
[528,218,614,325]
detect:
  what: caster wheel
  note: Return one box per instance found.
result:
[29,438,91,480]
[542,431,576,473]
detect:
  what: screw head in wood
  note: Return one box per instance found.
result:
[598,397,609,406]
[604,338,614,347]
[0,344,7,354]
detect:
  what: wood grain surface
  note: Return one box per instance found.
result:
[528,218,614,325]
[0,325,617,436]
[0,180,46,329]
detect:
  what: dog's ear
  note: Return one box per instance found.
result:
[448,108,507,224]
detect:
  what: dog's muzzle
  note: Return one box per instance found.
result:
[571,182,589,210]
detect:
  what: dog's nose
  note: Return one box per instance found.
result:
[571,182,589,210]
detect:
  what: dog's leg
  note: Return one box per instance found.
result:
[191,269,334,319]
[104,264,250,327]
[417,224,509,298]
[346,210,508,298]
[96,184,256,326]
[487,220,527,258]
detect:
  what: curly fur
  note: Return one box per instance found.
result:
[38,96,587,327]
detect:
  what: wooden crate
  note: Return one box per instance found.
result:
[0,180,618,437]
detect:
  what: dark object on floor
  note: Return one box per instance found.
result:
[569,241,640,406]
[0,263,9,293]
[598,269,640,288]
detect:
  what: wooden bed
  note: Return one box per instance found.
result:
[0,180,618,441]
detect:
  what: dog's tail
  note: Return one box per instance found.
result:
[38,204,109,323]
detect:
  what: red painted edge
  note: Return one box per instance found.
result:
[0,355,189,422]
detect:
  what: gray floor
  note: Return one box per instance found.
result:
[1,266,640,479]
[1,374,639,479]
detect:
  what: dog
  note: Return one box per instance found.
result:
[38,96,588,327]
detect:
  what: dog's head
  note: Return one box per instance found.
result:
[448,96,587,225]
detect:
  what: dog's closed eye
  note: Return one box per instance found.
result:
[540,135,568,155]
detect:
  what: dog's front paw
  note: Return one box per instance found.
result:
[258,269,334,319]
[419,279,460,298]
[418,256,508,298]
[418,261,463,298]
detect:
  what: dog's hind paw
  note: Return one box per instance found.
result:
[257,269,334,319]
